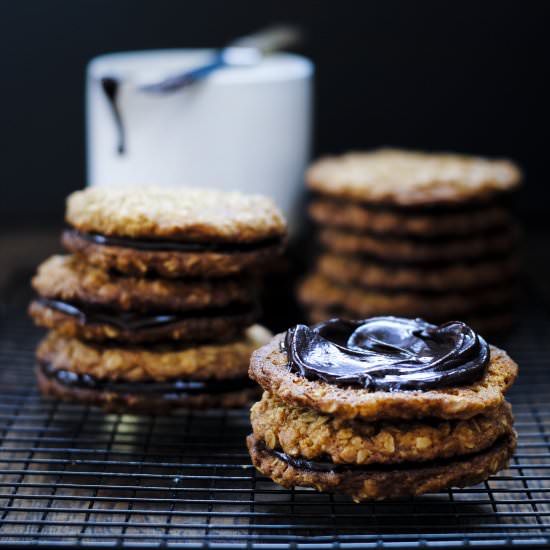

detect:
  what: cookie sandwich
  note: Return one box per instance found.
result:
[300,149,522,331]
[30,255,259,344]
[29,186,286,412]
[62,186,285,278]
[248,316,517,501]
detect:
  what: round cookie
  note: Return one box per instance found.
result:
[298,274,516,320]
[317,253,519,292]
[249,333,518,421]
[37,326,271,381]
[63,186,287,278]
[319,225,519,264]
[307,149,522,208]
[37,366,259,413]
[29,298,259,344]
[62,229,284,278]
[309,198,514,237]
[32,255,258,312]
[251,393,514,466]
[35,325,272,413]
[247,431,516,502]
[66,186,286,242]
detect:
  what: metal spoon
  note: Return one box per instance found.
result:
[140,24,302,94]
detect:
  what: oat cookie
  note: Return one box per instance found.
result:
[298,274,516,319]
[247,431,516,501]
[37,365,259,413]
[63,186,286,277]
[248,317,517,501]
[66,186,286,242]
[29,298,258,343]
[309,198,514,237]
[251,392,513,465]
[307,149,521,207]
[62,229,284,278]
[35,322,271,413]
[317,253,519,292]
[33,255,257,312]
[249,333,518,421]
[37,325,271,382]
[319,225,519,264]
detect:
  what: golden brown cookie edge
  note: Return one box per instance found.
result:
[249,333,518,421]
[36,325,272,382]
[32,255,258,312]
[251,392,515,465]
[66,186,287,243]
[62,229,284,278]
[36,364,260,413]
[247,431,516,501]
[29,299,259,344]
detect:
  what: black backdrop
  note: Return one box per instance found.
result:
[0,0,544,225]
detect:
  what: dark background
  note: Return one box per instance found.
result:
[0,0,544,226]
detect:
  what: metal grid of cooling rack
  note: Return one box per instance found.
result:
[0,304,549,549]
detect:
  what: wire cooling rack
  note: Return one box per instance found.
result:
[0,303,549,549]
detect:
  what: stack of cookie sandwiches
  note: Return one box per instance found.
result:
[248,316,518,501]
[299,149,522,332]
[29,186,287,412]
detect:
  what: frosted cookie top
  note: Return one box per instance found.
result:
[66,186,287,243]
[306,149,522,207]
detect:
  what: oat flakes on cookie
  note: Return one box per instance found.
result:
[309,198,514,237]
[318,224,519,264]
[63,186,287,278]
[300,149,522,330]
[317,253,519,292]
[298,273,516,321]
[29,186,288,412]
[247,316,517,501]
[32,255,258,312]
[307,149,521,207]
[29,254,261,343]
[37,325,271,413]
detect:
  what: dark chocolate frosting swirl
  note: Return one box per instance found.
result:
[284,316,490,391]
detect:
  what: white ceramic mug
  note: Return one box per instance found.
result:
[86,49,314,231]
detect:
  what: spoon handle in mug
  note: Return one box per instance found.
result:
[140,24,302,94]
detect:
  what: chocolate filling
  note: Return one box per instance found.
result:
[67,229,281,253]
[284,317,490,391]
[260,436,507,474]
[37,298,256,331]
[39,362,255,396]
